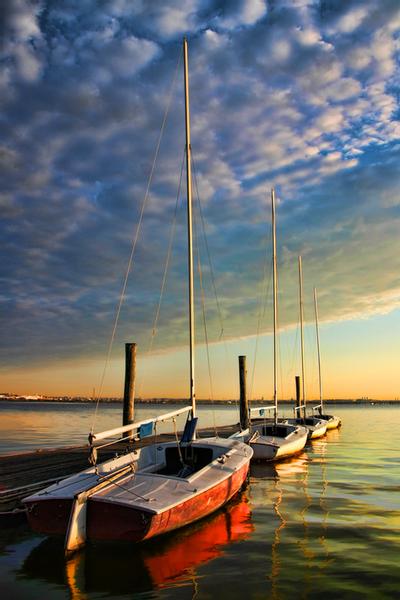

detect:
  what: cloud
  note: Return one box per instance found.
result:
[0,0,41,39]
[212,0,267,30]
[333,5,368,34]
[0,0,400,375]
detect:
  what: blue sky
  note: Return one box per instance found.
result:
[1,0,400,398]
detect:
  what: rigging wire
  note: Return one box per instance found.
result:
[291,319,300,375]
[90,50,182,431]
[277,311,290,411]
[136,149,186,399]
[298,276,309,406]
[191,151,233,432]
[286,317,300,411]
[276,259,285,406]
[191,153,235,421]
[191,152,226,343]
[304,307,318,401]
[249,249,272,403]
[192,180,218,435]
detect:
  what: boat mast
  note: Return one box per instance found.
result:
[313,287,323,415]
[271,189,278,426]
[183,38,196,418]
[298,256,306,420]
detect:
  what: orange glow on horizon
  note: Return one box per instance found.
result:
[1,320,399,401]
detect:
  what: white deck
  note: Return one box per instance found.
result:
[24,438,253,515]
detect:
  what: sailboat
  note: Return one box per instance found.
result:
[248,189,308,461]
[23,38,253,554]
[284,257,327,440]
[311,287,341,430]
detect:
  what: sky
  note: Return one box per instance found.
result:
[1,0,400,400]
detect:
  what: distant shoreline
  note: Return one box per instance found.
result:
[1,396,399,405]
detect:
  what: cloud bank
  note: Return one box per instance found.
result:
[0,0,400,370]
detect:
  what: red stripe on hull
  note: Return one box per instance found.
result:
[88,462,250,542]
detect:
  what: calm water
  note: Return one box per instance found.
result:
[0,401,242,455]
[0,403,399,599]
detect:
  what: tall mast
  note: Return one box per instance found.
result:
[271,188,278,426]
[298,256,306,420]
[313,287,323,414]
[183,38,196,417]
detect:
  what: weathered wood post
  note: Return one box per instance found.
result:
[295,375,301,415]
[239,355,249,431]
[123,343,136,439]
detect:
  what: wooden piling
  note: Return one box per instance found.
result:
[239,356,249,431]
[123,343,136,438]
[295,375,301,412]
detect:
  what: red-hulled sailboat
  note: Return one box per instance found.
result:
[23,38,253,554]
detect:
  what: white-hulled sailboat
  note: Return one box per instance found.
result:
[23,38,252,555]
[311,287,341,430]
[285,257,327,440]
[249,189,308,461]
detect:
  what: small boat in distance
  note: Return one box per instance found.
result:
[284,257,327,440]
[311,287,341,430]
[23,38,252,554]
[249,189,308,461]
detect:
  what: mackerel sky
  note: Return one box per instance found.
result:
[1,0,400,398]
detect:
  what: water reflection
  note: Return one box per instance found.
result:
[270,476,286,600]
[3,407,400,598]
[20,492,253,597]
[249,446,336,600]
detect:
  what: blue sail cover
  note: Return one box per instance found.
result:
[180,417,198,443]
[139,421,154,438]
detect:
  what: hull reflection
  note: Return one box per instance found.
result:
[20,492,253,596]
[251,452,309,480]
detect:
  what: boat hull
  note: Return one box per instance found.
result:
[24,439,252,544]
[320,414,341,430]
[25,462,249,543]
[307,423,327,439]
[251,431,308,461]
[25,498,73,537]
[284,418,327,440]
[86,461,249,542]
